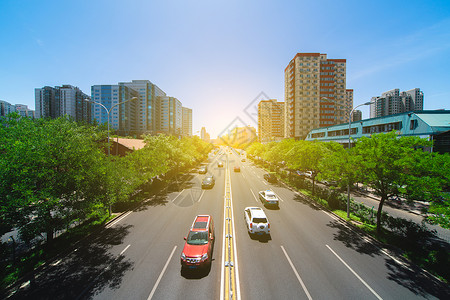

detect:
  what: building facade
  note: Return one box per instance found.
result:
[91,85,139,136]
[119,80,166,135]
[155,96,182,136]
[306,110,450,153]
[370,88,424,118]
[35,85,90,122]
[0,100,17,117]
[258,99,285,143]
[284,53,352,140]
[182,107,193,136]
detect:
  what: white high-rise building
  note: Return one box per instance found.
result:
[370,88,424,118]
[119,80,166,135]
[156,96,182,135]
[182,107,193,136]
[0,100,17,117]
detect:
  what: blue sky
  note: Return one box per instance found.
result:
[1,0,449,138]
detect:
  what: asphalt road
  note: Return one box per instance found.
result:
[9,148,450,299]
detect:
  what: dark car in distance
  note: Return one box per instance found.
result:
[218,162,224,168]
[201,175,215,189]
[263,172,277,183]
[234,166,240,172]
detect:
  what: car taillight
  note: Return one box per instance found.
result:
[250,223,253,228]
[268,223,270,228]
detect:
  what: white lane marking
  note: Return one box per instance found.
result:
[281,246,313,300]
[120,244,131,255]
[171,189,185,203]
[326,245,383,300]
[220,193,226,300]
[107,211,132,228]
[262,180,268,185]
[229,164,241,300]
[147,245,177,300]
[20,280,30,289]
[380,249,410,269]
[250,189,259,203]
[197,190,205,203]
[241,173,246,179]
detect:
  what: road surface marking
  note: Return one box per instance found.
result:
[241,173,246,179]
[197,190,205,203]
[250,189,259,203]
[171,189,185,204]
[147,245,177,300]
[272,191,284,202]
[281,246,313,300]
[107,211,132,228]
[326,245,383,300]
[322,211,339,221]
[120,244,131,255]
[50,259,62,266]
[220,158,241,300]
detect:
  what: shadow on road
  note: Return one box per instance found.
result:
[9,225,134,300]
[291,193,320,211]
[180,264,212,279]
[327,220,450,298]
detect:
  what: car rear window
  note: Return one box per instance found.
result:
[252,218,267,223]
[193,221,208,229]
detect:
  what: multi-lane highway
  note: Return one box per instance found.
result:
[10,148,449,299]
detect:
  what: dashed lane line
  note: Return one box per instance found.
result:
[147,245,177,300]
[281,246,313,300]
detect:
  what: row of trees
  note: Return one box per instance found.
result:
[0,114,211,245]
[245,132,450,235]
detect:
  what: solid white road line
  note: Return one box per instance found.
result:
[281,246,313,300]
[326,245,383,300]
[147,245,177,300]
[107,211,132,228]
[120,244,131,256]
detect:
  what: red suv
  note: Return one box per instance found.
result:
[180,215,215,270]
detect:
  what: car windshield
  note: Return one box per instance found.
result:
[252,218,267,223]
[187,231,208,245]
[266,194,277,199]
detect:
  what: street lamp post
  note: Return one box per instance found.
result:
[346,101,373,218]
[84,96,137,215]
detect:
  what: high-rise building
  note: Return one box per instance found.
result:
[284,53,352,139]
[182,107,193,136]
[156,96,182,135]
[0,100,17,117]
[35,85,90,122]
[352,110,362,122]
[226,126,257,146]
[370,88,424,118]
[91,85,139,136]
[119,80,166,135]
[258,99,285,143]
[15,104,35,118]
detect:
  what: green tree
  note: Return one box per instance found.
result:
[353,131,442,236]
[0,115,110,244]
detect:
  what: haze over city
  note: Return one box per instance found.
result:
[1,0,450,137]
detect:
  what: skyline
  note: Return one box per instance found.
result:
[1,0,450,138]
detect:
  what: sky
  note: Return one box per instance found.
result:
[1,0,450,138]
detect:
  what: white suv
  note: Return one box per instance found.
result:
[244,207,270,236]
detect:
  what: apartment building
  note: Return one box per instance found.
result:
[35,85,90,122]
[370,88,424,118]
[182,107,193,136]
[284,53,352,139]
[156,96,182,136]
[0,100,17,117]
[119,80,166,135]
[91,85,139,136]
[258,99,285,143]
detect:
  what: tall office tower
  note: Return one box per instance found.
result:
[91,85,139,136]
[155,96,182,135]
[258,99,285,143]
[284,53,351,139]
[370,88,424,118]
[35,85,91,122]
[0,100,17,117]
[119,80,166,135]
[182,107,193,137]
[201,127,207,140]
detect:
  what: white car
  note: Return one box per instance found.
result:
[244,207,270,236]
[258,190,279,208]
